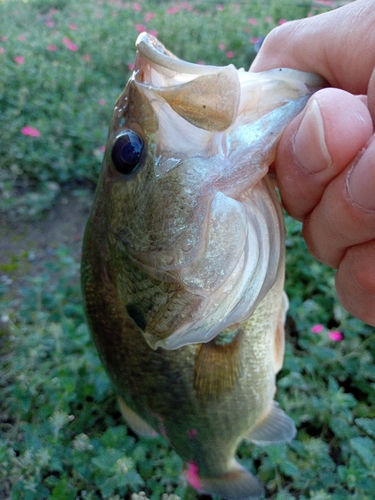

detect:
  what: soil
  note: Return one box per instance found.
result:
[0,190,94,280]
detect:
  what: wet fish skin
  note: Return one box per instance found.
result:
[81,33,325,499]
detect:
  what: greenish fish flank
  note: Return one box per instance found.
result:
[81,33,325,499]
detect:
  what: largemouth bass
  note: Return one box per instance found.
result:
[81,33,324,499]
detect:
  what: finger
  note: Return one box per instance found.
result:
[275,88,373,221]
[336,240,375,326]
[251,0,375,97]
[302,135,375,269]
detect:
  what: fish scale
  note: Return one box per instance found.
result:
[81,33,326,499]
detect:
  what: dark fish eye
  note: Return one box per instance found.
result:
[111,130,144,174]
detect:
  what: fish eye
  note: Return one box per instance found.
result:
[111,130,144,175]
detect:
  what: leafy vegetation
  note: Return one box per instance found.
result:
[2,1,374,500]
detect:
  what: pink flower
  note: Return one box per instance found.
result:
[14,56,25,64]
[98,99,106,105]
[21,126,41,137]
[45,21,54,27]
[128,62,135,71]
[144,12,155,22]
[216,4,224,11]
[187,428,198,439]
[249,37,259,44]
[47,44,57,51]
[225,51,234,59]
[1,36,7,42]
[185,462,201,490]
[315,0,336,5]
[132,2,142,11]
[18,35,26,41]
[218,42,226,50]
[148,29,158,37]
[265,16,273,23]
[100,145,106,153]
[62,38,78,51]
[329,331,343,342]
[82,54,91,61]
[311,324,324,334]
[49,8,59,14]
[0,47,5,54]
[167,6,179,14]
[69,23,78,30]
[278,18,288,25]
[248,17,258,25]
[135,23,146,32]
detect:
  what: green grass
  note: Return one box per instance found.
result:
[2,0,375,499]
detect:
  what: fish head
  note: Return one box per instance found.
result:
[94,33,325,350]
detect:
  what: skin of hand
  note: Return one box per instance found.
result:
[250,0,375,326]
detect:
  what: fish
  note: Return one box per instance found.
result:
[81,33,325,500]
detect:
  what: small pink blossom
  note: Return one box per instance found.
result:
[278,18,288,25]
[249,37,259,44]
[225,51,234,59]
[0,47,5,54]
[1,36,7,42]
[167,6,179,14]
[98,99,106,105]
[45,21,54,27]
[47,44,57,51]
[14,56,25,64]
[100,145,106,153]
[135,23,146,32]
[62,38,78,51]
[82,54,91,61]
[128,62,135,71]
[21,126,41,137]
[18,35,26,41]
[69,23,78,30]
[311,324,324,334]
[315,0,336,5]
[329,330,343,342]
[265,16,273,23]
[185,462,201,490]
[187,428,198,439]
[148,29,158,37]
[248,17,258,25]
[49,8,59,14]
[144,12,155,22]
[218,42,226,50]
[216,4,224,11]
[132,2,142,11]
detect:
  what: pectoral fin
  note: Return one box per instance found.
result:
[118,398,158,437]
[246,402,296,445]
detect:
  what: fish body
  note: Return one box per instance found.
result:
[81,34,324,499]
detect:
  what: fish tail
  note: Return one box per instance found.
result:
[185,460,264,500]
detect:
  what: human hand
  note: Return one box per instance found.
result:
[251,0,375,326]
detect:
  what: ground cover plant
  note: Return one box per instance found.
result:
[2,0,375,499]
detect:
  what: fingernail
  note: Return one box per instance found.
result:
[347,137,375,211]
[294,98,332,173]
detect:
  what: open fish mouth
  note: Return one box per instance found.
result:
[111,33,326,351]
